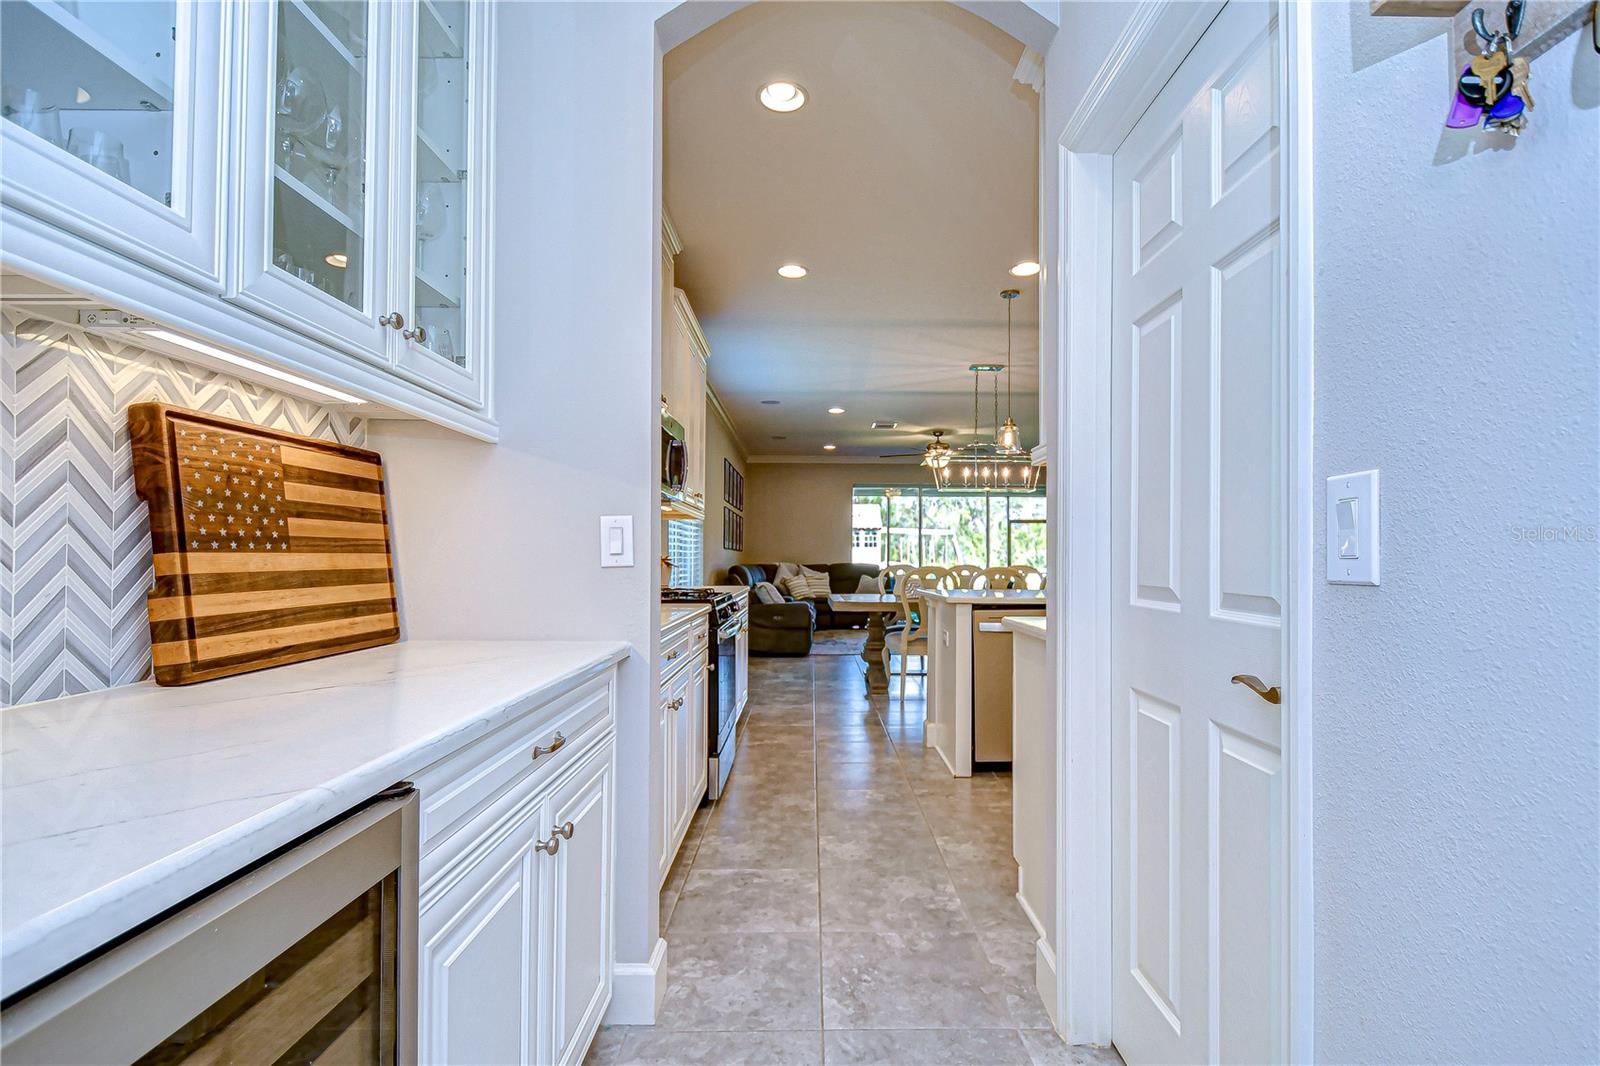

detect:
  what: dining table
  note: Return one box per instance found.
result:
[825,592,905,694]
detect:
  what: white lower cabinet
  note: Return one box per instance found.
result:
[658,627,708,887]
[419,676,616,1065]
[420,809,543,1065]
[546,749,614,1065]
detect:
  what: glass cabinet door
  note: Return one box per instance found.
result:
[235,0,391,361]
[393,0,487,408]
[0,0,227,286]
[269,0,369,310]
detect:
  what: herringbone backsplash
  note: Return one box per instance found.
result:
[1,310,366,706]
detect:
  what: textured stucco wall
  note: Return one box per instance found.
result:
[1310,6,1599,1061]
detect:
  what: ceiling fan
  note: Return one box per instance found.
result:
[880,430,952,468]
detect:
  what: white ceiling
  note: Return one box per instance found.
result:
[665,2,1040,461]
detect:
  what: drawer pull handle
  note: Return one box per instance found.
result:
[532,732,566,761]
[665,648,680,661]
[555,821,575,840]
[536,836,560,856]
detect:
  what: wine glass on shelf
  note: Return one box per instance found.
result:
[415,186,447,272]
[275,65,327,184]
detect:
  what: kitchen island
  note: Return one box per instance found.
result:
[1002,613,1057,1028]
[920,588,1046,776]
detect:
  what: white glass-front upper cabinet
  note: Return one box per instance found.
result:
[234,0,393,362]
[390,0,493,408]
[0,1,228,288]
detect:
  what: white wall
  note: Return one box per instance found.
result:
[369,0,671,997]
[1308,6,1598,1061]
[1042,2,1599,1059]
[744,461,924,562]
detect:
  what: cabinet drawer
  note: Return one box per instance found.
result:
[416,673,614,858]
[661,621,706,684]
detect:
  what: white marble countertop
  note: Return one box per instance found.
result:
[661,602,711,637]
[918,589,1048,605]
[1001,615,1048,640]
[0,639,629,1001]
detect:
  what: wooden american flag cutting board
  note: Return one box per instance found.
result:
[129,403,400,685]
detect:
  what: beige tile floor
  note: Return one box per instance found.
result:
[587,653,1125,1066]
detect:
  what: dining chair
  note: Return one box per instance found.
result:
[908,565,950,587]
[978,566,1026,590]
[883,575,930,704]
[944,564,982,589]
[877,563,913,593]
[1014,565,1047,590]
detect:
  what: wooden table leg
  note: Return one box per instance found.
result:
[861,612,889,694]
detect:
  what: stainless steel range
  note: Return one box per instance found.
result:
[660,587,748,799]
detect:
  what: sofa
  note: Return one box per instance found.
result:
[729,562,882,655]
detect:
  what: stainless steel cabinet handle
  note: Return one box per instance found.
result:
[667,697,684,710]
[555,821,575,840]
[536,836,560,856]
[1230,674,1282,705]
[665,648,680,661]
[531,731,566,761]
[379,311,405,330]
[403,324,427,343]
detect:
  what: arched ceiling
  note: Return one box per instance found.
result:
[665,2,1040,461]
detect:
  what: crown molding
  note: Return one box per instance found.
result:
[706,384,746,457]
[661,208,683,261]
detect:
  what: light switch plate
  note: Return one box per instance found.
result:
[1326,470,1379,585]
[599,515,634,568]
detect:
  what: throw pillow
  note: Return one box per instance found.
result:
[774,562,801,582]
[855,574,879,594]
[754,581,784,605]
[782,571,831,599]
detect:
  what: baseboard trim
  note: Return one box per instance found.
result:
[1016,884,1060,1031]
[605,938,668,1025]
[1036,936,1061,1032]
[1015,882,1048,942]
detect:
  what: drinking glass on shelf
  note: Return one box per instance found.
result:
[67,128,129,183]
[432,327,457,365]
[10,88,63,146]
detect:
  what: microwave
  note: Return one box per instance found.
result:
[662,412,688,495]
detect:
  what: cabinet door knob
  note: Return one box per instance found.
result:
[380,311,405,330]
[665,648,680,661]
[536,836,560,856]
[531,731,566,761]
[403,325,427,344]
[555,821,575,840]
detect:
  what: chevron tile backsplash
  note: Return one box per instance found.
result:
[0,311,366,707]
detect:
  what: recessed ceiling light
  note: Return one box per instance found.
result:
[1010,260,1041,277]
[324,252,348,268]
[828,406,845,415]
[777,264,808,279]
[759,81,806,113]
[822,443,837,451]
[761,399,781,405]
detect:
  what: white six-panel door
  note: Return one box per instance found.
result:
[1109,4,1284,1063]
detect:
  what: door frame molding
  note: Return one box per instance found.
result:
[1047,2,1314,1059]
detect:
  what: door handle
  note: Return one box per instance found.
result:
[1230,674,1281,705]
